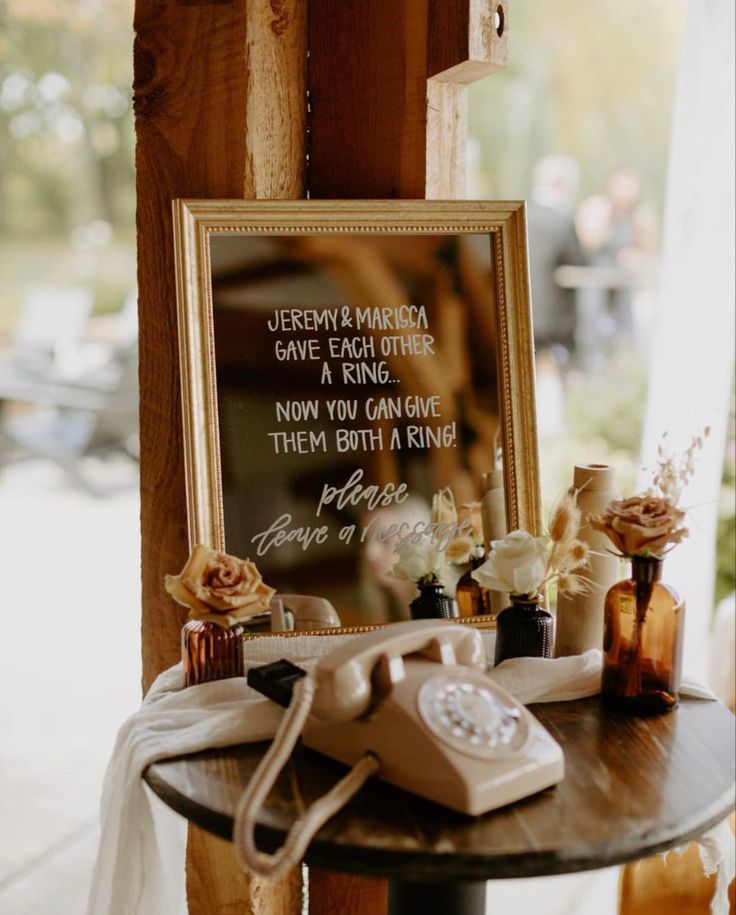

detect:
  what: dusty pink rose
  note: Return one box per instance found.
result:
[591,496,688,558]
[165,544,275,625]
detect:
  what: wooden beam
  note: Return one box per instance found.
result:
[426,0,509,198]
[305,4,506,913]
[308,0,429,198]
[135,0,507,910]
[427,0,508,84]
[134,1,306,913]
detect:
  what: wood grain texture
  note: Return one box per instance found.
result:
[186,823,303,915]
[134,1,306,912]
[304,4,508,908]
[244,0,307,198]
[307,870,388,915]
[144,697,736,880]
[425,0,509,198]
[425,81,468,199]
[307,4,427,906]
[137,0,506,909]
[135,0,251,695]
[427,0,508,83]
[619,816,735,915]
[308,0,430,199]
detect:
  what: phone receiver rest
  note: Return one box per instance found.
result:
[311,618,486,722]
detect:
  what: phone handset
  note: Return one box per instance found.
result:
[311,619,485,721]
[234,620,485,879]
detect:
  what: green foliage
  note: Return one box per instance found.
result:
[565,353,648,455]
[0,2,135,239]
[716,512,736,606]
[715,396,736,606]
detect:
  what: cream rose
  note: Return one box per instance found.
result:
[445,534,476,566]
[165,544,276,626]
[388,539,446,585]
[471,529,549,597]
[591,496,688,558]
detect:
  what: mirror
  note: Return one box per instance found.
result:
[174,201,541,633]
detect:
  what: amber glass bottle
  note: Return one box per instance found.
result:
[182,619,245,687]
[601,558,684,715]
[455,554,492,618]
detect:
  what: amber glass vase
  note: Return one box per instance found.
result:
[494,595,554,666]
[182,619,245,687]
[455,555,492,618]
[601,558,684,715]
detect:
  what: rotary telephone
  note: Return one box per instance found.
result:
[234,620,564,878]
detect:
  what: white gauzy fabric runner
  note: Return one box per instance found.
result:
[87,635,730,915]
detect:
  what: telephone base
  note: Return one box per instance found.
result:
[304,658,564,817]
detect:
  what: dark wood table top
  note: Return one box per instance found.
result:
[144,696,735,882]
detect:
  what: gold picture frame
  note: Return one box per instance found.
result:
[172,199,541,634]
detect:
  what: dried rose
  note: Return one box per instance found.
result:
[165,544,276,626]
[591,496,688,558]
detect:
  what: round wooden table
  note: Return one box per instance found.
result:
[145,696,735,915]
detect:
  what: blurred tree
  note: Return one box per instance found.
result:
[0,0,134,238]
[469,0,684,210]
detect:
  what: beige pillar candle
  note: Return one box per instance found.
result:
[481,469,509,616]
[555,464,623,657]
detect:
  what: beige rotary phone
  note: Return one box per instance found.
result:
[234,620,564,878]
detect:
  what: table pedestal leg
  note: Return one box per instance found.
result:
[388,879,487,915]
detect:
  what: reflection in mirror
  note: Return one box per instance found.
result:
[209,233,507,630]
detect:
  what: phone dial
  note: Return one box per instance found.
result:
[235,620,564,878]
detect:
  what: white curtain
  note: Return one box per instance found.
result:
[639,0,735,679]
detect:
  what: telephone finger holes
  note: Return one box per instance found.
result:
[417,674,529,759]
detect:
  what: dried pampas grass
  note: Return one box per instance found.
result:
[543,492,591,598]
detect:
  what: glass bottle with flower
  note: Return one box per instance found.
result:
[388,537,458,620]
[450,500,493,617]
[591,429,709,715]
[427,486,490,616]
[472,493,591,665]
[165,544,275,687]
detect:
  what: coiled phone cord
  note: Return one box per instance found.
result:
[233,674,381,879]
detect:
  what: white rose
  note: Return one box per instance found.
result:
[471,529,549,597]
[388,539,446,584]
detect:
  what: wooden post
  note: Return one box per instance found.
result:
[134,1,507,912]
[134,1,306,913]
[305,2,508,913]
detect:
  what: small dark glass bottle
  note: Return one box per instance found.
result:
[182,619,245,687]
[409,583,459,620]
[601,557,684,715]
[494,595,554,666]
[456,554,492,618]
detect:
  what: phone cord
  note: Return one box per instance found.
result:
[233,674,381,880]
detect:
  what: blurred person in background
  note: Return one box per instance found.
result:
[576,167,660,353]
[527,153,586,367]
[526,154,586,440]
